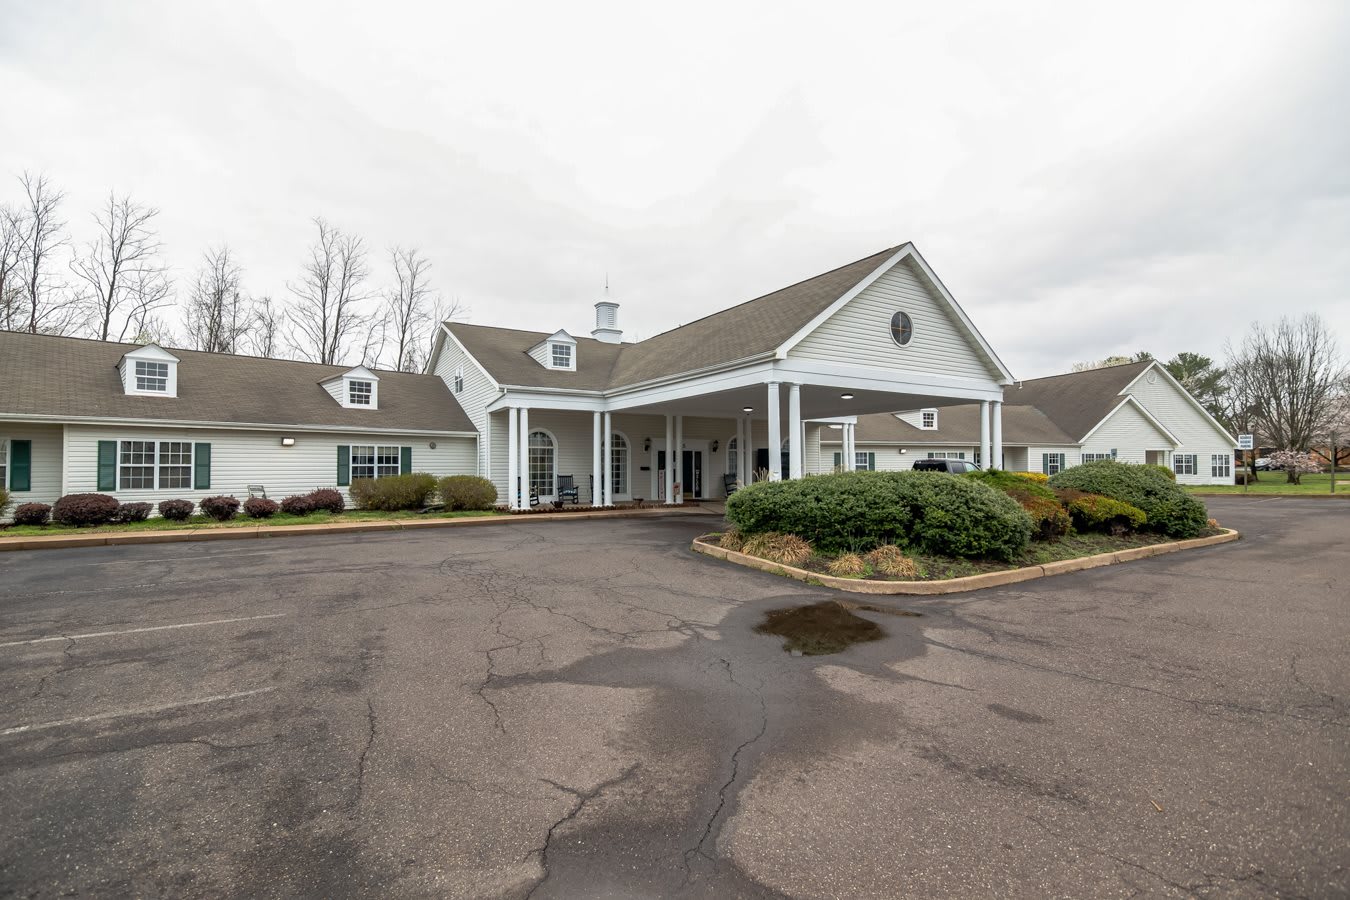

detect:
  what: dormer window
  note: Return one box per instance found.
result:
[551,343,572,368]
[349,380,373,406]
[135,360,169,393]
[321,365,380,409]
[921,410,937,429]
[529,330,578,370]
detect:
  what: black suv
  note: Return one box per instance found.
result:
[911,459,981,474]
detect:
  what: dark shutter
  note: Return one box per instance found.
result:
[193,443,212,490]
[337,446,350,486]
[97,440,117,491]
[833,452,841,469]
[400,446,412,475]
[9,440,31,491]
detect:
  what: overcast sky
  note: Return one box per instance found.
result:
[2,0,1346,378]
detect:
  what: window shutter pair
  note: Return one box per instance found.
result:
[336,445,411,484]
[8,440,31,491]
[94,440,211,491]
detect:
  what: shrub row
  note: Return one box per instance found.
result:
[278,487,345,516]
[1048,460,1207,538]
[726,470,1033,561]
[349,473,438,511]
[438,475,497,511]
[5,486,350,528]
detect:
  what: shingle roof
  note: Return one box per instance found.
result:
[839,405,1077,446]
[1009,361,1152,441]
[0,331,475,433]
[449,245,905,391]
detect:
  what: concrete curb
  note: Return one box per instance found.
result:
[690,528,1241,595]
[1188,492,1349,499]
[0,506,715,553]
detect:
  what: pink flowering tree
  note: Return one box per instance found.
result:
[1266,450,1322,484]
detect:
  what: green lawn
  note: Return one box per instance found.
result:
[1185,473,1348,495]
[0,508,501,538]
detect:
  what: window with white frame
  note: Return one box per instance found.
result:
[926,451,966,459]
[854,451,875,471]
[454,368,464,393]
[134,360,169,392]
[117,440,192,490]
[1174,454,1197,476]
[1042,452,1066,475]
[1082,450,1118,462]
[349,444,400,480]
[349,380,373,406]
[727,437,738,479]
[921,411,937,429]
[551,343,572,368]
[1211,454,1232,478]
[610,433,628,495]
[528,431,555,496]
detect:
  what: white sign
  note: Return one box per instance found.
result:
[1238,434,1254,451]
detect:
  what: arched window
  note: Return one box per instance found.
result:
[726,437,738,479]
[610,432,628,495]
[528,431,554,497]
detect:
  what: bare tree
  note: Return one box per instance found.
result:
[15,172,78,334]
[0,203,25,331]
[184,246,246,353]
[287,218,369,364]
[379,246,465,372]
[70,192,172,341]
[1224,314,1347,452]
[243,295,283,358]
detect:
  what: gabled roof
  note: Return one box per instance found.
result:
[0,331,475,433]
[839,405,1077,446]
[1009,360,1153,441]
[445,245,912,391]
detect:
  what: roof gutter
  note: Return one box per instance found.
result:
[0,413,477,438]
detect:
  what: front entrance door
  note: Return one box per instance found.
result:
[682,450,703,499]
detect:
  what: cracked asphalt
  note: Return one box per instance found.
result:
[0,497,1346,898]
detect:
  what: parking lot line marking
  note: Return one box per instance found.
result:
[0,613,287,648]
[0,688,276,737]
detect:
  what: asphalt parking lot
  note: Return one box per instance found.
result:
[0,497,1346,898]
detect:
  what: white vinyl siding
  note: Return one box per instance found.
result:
[1123,368,1237,485]
[433,333,495,477]
[62,425,473,508]
[1027,447,1079,475]
[0,423,64,511]
[787,258,1002,381]
[1081,401,1174,467]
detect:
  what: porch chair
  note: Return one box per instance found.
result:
[557,474,580,505]
[723,473,738,497]
[247,484,267,499]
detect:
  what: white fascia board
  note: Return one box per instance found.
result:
[604,361,779,411]
[772,358,1005,402]
[486,390,607,413]
[806,415,858,425]
[1121,361,1239,447]
[438,324,501,390]
[122,343,179,362]
[772,243,1016,385]
[0,413,474,437]
[1079,396,1181,446]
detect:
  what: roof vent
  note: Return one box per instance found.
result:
[592,300,621,344]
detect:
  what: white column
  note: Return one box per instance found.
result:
[787,383,802,479]
[745,415,754,482]
[766,382,781,480]
[992,400,1003,471]
[592,411,602,505]
[845,423,855,469]
[603,411,613,506]
[979,400,991,470]
[665,414,675,503]
[507,406,519,510]
[519,407,530,507]
[482,411,492,481]
[674,415,684,500]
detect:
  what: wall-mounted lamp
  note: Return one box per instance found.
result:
[742,406,754,413]
[899,448,907,454]
[281,437,296,447]
[643,437,651,452]
[429,441,437,449]
[840,393,854,400]
[711,440,719,453]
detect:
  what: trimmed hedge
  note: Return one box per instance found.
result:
[12,503,51,526]
[112,502,153,524]
[966,469,1069,540]
[199,495,240,522]
[280,494,313,516]
[439,475,498,511]
[243,497,280,519]
[349,473,437,511]
[1056,489,1147,534]
[726,470,1032,561]
[0,487,9,518]
[158,499,194,521]
[1049,460,1207,538]
[307,488,345,514]
[52,493,120,527]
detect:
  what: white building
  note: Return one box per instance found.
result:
[821,360,1238,485]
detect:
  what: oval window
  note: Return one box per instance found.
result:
[890,311,913,346]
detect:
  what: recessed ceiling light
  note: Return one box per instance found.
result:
[840,393,854,400]
[742,406,754,413]
[829,424,844,430]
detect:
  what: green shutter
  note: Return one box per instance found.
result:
[400,446,412,475]
[194,443,211,489]
[97,440,117,491]
[9,440,31,492]
[337,446,350,486]
[865,452,876,471]
[833,452,842,469]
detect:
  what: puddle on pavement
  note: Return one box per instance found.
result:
[754,601,891,656]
